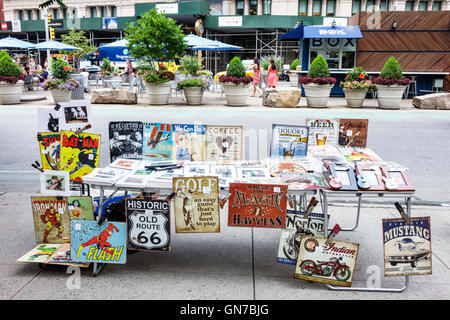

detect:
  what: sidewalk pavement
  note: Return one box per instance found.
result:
[1,191,448,300]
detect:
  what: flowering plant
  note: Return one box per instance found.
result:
[299,76,337,85]
[218,76,253,85]
[142,70,175,84]
[41,78,80,91]
[51,57,73,80]
[339,67,375,91]
[177,77,209,91]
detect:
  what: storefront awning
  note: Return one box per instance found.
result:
[303,26,363,39]
[277,26,304,41]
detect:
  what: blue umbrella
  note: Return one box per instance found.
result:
[98,39,129,49]
[0,36,35,49]
[185,34,242,52]
[35,40,81,51]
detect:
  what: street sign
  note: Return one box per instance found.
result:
[48,19,64,28]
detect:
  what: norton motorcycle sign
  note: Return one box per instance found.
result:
[382,217,432,277]
[294,236,359,287]
[126,198,170,252]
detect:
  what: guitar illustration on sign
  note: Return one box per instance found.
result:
[356,174,371,189]
[380,167,399,190]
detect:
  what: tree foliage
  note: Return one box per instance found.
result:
[39,0,67,9]
[0,51,21,77]
[380,56,403,79]
[61,29,97,68]
[307,55,330,78]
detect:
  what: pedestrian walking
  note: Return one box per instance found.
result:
[267,59,278,88]
[251,58,262,97]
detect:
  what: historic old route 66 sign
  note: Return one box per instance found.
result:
[126,198,170,251]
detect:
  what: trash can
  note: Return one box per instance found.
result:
[71,74,85,100]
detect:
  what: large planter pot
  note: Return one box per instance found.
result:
[289,73,299,87]
[183,87,204,105]
[223,82,251,106]
[343,88,368,108]
[0,81,23,105]
[145,81,172,105]
[303,83,334,108]
[376,84,407,109]
[51,89,71,103]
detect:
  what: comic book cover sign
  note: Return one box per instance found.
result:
[306,119,338,147]
[71,220,127,264]
[205,125,243,161]
[338,119,369,148]
[109,121,144,162]
[228,183,288,229]
[270,124,309,158]
[38,132,60,170]
[45,243,90,268]
[143,122,173,160]
[67,196,95,221]
[126,198,170,251]
[277,210,326,265]
[294,236,359,287]
[382,217,432,277]
[60,131,100,182]
[173,176,220,233]
[31,196,70,244]
[17,244,60,263]
[172,124,205,161]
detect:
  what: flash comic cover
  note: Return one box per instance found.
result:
[31,196,70,244]
[60,131,100,182]
[143,122,173,161]
[38,132,61,170]
[172,123,206,161]
[228,183,288,229]
[109,121,144,162]
[173,176,220,233]
[71,220,127,264]
[205,125,243,161]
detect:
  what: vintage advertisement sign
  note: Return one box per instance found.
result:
[71,220,127,264]
[382,217,432,277]
[60,131,101,182]
[228,183,288,229]
[126,198,171,251]
[338,119,368,148]
[143,122,173,160]
[205,125,243,161]
[172,123,206,161]
[31,196,70,244]
[294,236,359,287]
[277,211,326,265]
[173,176,220,233]
[270,124,309,158]
[38,132,61,170]
[306,119,338,147]
[109,121,144,162]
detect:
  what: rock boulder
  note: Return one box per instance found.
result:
[262,87,301,108]
[412,92,450,110]
[91,89,137,104]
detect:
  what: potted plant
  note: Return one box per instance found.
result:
[42,57,80,103]
[0,51,24,104]
[177,77,209,105]
[299,55,336,108]
[219,57,253,106]
[339,67,375,108]
[373,57,410,109]
[99,57,114,87]
[288,58,299,87]
[125,9,187,105]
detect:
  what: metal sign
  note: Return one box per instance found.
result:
[48,19,64,28]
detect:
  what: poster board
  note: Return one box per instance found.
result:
[270,124,309,158]
[45,243,90,268]
[37,107,60,133]
[108,121,144,162]
[172,123,206,161]
[67,196,95,221]
[205,125,243,161]
[143,122,173,160]
[17,244,60,263]
[58,100,93,132]
[40,170,70,196]
[338,119,369,148]
[38,132,61,170]
[306,119,338,147]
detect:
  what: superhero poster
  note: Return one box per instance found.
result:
[228,183,288,229]
[205,125,243,161]
[126,198,170,251]
[143,122,173,161]
[70,220,127,264]
[31,196,70,244]
[17,244,60,263]
[172,123,206,161]
[294,236,359,287]
[38,132,61,170]
[173,176,220,233]
[67,196,95,221]
[109,121,144,162]
[45,243,90,268]
[277,210,326,265]
[382,217,432,277]
[306,119,338,147]
[338,119,369,148]
[40,170,70,196]
[60,131,101,182]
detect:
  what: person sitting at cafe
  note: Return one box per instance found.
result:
[38,67,49,83]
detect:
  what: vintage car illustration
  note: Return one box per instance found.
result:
[385,238,431,268]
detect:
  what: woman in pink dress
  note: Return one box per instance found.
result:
[267,59,278,88]
[251,58,262,97]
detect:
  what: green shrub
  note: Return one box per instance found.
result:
[226,57,246,78]
[380,56,403,79]
[179,56,202,75]
[290,58,299,71]
[261,55,282,71]
[307,55,330,78]
[51,57,72,80]
[0,51,21,77]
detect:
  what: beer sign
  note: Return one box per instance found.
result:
[126,198,171,251]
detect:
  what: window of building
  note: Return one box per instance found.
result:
[432,1,442,10]
[263,0,271,14]
[100,6,107,17]
[249,0,258,15]
[90,7,98,18]
[352,0,361,15]
[326,0,336,16]
[309,38,357,70]
[72,8,78,18]
[27,10,34,20]
[405,1,414,10]
[236,0,245,15]
[53,9,60,19]
[299,0,308,16]
[379,0,389,11]
[18,10,25,21]
[63,8,68,19]
[418,1,428,10]
[36,10,41,20]
[365,0,375,11]
[111,6,117,17]
[312,0,322,16]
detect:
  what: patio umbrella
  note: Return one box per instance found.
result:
[184,34,243,52]
[35,40,81,51]
[0,36,36,49]
[98,39,129,49]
